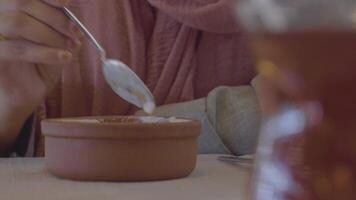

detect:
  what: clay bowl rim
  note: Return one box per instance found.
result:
[42,116,201,140]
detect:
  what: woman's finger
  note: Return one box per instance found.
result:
[0,0,68,11]
[23,0,79,39]
[0,11,79,49]
[0,0,79,39]
[41,0,69,7]
[0,40,73,65]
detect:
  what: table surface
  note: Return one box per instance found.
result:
[0,155,251,200]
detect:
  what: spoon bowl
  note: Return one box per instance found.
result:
[103,59,155,111]
[63,7,155,113]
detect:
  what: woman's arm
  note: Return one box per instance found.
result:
[0,0,81,154]
[136,77,262,155]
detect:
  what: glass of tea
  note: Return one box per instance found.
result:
[236,0,356,199]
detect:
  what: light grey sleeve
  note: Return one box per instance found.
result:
[136,79,261,155]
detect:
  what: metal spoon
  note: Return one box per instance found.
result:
[63,7,156,114]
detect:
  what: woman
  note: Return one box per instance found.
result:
[0,0,260,157]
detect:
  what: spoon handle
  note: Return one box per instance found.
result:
[63,7,106,58]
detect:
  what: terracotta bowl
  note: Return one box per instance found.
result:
[41,116,201,181]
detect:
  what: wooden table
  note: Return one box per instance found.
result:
[0,155,250,200]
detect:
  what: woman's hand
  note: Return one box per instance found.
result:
[0,0,82,152]
[0,0,81,64]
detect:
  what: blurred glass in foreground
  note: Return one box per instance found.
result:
[236,0,356,199]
